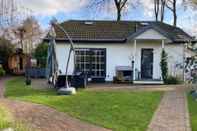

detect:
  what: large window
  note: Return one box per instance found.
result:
[75,48,106,78]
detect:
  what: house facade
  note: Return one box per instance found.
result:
[49,21,192,83]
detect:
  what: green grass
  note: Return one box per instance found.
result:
[0,104,11,129]
[188,94,197,131]
[5,77,163,131]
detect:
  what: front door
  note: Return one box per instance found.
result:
[141,49,153,79]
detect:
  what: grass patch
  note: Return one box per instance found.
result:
[5,77,162,131]
[188,94,197,131]
[0,104,12,129]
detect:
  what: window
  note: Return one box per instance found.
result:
[75,48,106,78]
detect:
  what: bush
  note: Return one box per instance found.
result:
[33,43,48,68]
[165,76,182,85]
[160,49,168,84]
[0,67,5,77]
[0,37,14,72]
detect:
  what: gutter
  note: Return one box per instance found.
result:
[43,38,127,43]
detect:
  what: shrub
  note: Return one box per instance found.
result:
[160,49,168,84]
[33,43,48,68]
[0,37,14,72]
[165,76,182,85]
[0,67,5,77]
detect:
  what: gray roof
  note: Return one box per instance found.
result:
[49,20,192,43]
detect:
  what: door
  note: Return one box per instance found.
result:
[141,49,153,79]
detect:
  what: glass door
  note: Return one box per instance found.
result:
[141,49,153,79]
[75,48,106,79]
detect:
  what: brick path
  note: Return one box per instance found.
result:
[0,99,111,131]
[147,88,191,131]
[86,84,181,92]
[0,78,111,131]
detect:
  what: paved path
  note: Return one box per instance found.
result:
[0,78,111,131]
[147,88,191,131]
[0,99,111,131]
[86,83,185,92]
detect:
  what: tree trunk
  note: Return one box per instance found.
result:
[160,0,166,22]
[154,0,160,21]
[173,0,177,26]
[117,8,121,21]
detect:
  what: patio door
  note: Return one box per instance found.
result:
[75,48,106,80]
[141,49,153,79]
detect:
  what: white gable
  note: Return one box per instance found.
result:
[135,29,168,40]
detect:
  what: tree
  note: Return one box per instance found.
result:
[160,49,168,83]
[153,0,166,22]
[160,0,166,22]
[166,0,177,26]
[154,0,160,21]
[89,0,134,21]
[153,0,178,26]
[33,42,48,68]
[2,16,43,54]
[0,37,14,72]
[114,0,129,21]
[19,16,43,54]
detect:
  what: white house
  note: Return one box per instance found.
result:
[46,20,193,84]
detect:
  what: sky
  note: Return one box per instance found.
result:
[20,0,197,36]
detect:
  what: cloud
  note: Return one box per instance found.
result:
[20,0,88,16]
[139,0,155,18]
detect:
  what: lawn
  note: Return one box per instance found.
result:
[5,77,162,131]
[188,94,197,131]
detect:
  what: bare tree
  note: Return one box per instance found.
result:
[21,17,43,53]
[2,17,43,53]
[89,0,133,21]
[114,0,128,21]
[154,0,160,21]
[160,0,166,22]
[166,0,177,26]
[153,0,166,22]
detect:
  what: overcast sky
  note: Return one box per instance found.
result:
[20,0,197,36]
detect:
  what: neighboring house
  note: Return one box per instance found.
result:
[46,20,193,84]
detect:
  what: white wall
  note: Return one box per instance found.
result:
[133,41,184,80]
[136,29,167,40]
[165,44,184,78]
[134,40,163,80]
[55,41,184,81]
[56,43,134,81]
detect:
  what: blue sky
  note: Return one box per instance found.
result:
[21,0,197,36]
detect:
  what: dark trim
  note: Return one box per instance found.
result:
[74,48,107,80]
[141,48,154,79]
[43,38,127,43]
[172,40,194,44]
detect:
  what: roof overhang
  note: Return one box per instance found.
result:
[127,25,193,43]
[43,38,127,43]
